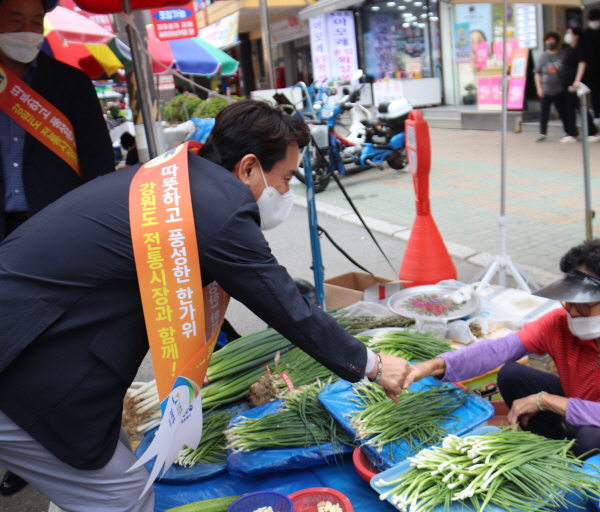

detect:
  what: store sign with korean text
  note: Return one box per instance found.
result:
[271,17,309,45]
[151,2,197,41]
[197,12,239,49]
[373,79,404,105]
[309,15,331,83]
[326,11,358,82]
[60,0,114,34]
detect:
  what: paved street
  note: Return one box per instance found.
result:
[292,127,600,285]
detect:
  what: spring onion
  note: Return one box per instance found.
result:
[374,427,600,512]
[358,330,452,361]
[249,347,337,405]
[350,380,466,458]
[226,380,353,455]
[174,409,235,467]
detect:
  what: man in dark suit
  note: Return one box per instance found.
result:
[0,99,411,510]
[0,0,114,241]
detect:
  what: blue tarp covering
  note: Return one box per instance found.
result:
[319,378,494,472]
[154,453,396,512]
[226,398,354,477]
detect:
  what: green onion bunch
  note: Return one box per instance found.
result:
[174,409,235,467]
[226,380,353,455]
[350,381,466,457]
[358,330,452,361]
[374,428,600,512]
[249,347,337,405]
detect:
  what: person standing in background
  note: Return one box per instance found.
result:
[562,27,600,143]
[534,32,573,143]
[0,0,114,242]
[581,9,600,121]
[0,0,115,496]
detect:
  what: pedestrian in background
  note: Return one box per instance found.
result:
[581,9,600,121]
[562,27,600,143]
[534,32,573,143]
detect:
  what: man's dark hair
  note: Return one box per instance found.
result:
[544,31,561,44]
[0,0,48,12]
[560,239,600,276]
[589,8,600,21]
[120,132,135,149]
[199,100,310,172]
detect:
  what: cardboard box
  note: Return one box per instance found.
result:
[323,272,402,309]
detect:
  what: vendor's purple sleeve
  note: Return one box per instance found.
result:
[567,399,600,428]
[437,333,530,383]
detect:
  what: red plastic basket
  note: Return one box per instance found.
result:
[288,487,353,512]
[352,446,379,483]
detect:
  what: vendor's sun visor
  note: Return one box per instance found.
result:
[533,270,600,303]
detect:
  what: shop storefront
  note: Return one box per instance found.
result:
[449,3,542,108]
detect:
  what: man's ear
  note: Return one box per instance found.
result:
[232,154,258,186]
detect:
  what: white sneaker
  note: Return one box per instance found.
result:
[560,136,577,143]
[589,134,600,142]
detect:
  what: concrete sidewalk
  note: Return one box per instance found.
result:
[292,127,600,285]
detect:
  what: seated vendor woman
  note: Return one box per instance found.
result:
[405,239,600,458]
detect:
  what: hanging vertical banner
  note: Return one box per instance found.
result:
[507,48,529,110]
[454,23,471,64]
[326,11,358,82]
[370,12,395,79]
[309,15,331,83]
[151,2,197,41]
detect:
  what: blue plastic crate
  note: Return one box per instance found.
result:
[318,377,494,472]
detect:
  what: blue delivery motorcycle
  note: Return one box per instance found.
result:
[297,84,413,193]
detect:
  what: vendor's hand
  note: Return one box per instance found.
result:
[572,81,581,90]
[537,87,545,98]
[369,354,411,403]
[403,358,447,389]
[507,394,540,427]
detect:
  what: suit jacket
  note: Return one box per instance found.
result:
[0,52,114,239]
[0,153,368,470]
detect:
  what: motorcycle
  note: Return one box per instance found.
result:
[296,77,412,193]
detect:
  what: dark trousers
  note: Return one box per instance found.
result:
[498,362,600,458]
[539,92,570,136]
[566,91,599,137]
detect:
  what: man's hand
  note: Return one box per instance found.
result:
[507,394,539,427]
[537,87,545,98]
[367,354,411,403]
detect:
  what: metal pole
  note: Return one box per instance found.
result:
[498,0,508,287]
[581,90,594,240]
[122,0,158,159]
[303,149,326,309]
[258,0,276,89]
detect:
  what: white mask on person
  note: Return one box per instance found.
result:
[590,21,600,30]
[564,33,574,45]
[256,161,294,231]
[0,32,44,64]
[566,311,600,340]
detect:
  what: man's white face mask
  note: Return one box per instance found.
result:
[566,311,600,340]
[0,32,44,64]
[590,20,600,30]
[256,161,294,231]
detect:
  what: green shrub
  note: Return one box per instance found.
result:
[193,96,231,118]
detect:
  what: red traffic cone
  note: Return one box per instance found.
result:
[399,110,456,287]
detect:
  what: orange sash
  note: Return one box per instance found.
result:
[129,141,227,404]
[0,62,81,178]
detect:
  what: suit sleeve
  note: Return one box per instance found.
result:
[72,74,115,182]
[202,202,368,383]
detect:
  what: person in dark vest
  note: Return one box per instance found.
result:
[0,0,114,242]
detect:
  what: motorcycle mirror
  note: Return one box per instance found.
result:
[352,69,364,81]
[342,87,350,95]
[330,87,338,95]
